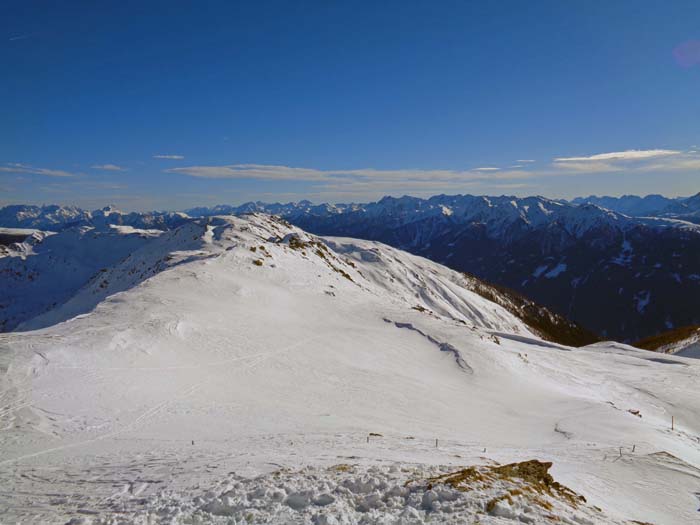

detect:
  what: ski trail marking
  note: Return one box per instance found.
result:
[0,335,320,466]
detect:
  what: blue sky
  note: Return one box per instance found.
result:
[1,1,699,211]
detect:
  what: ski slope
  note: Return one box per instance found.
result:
[0,214,698,524]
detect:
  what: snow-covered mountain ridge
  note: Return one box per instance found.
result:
[0,204,189,232]
[4,193,699,236]
[0,213,595,345]
[1,214,699,523]
[5,196,700,342]
[182,195,700,342]
[186,194,700,235]
[15,214,532,335]
[572,193,700,221]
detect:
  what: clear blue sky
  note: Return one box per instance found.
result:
[1,1,699,210]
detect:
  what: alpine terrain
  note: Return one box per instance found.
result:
[185,194,700,342]
[0,214,698,524]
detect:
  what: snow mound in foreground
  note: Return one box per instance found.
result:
[87,461,625,525]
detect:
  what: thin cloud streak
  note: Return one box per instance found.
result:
[0,163,75,178]
[554,149,680,162]
[91,164,126,171]
[9,33,34,41]
[166,164,533,183]
[153,154,185,160]
[163,146,699,203]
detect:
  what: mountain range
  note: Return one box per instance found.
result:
[571,193,700,221]
[187,194,700,342]
[2,193,700,342]
[2,213,698,523]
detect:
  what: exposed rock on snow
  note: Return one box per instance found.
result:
[634,325,700,359]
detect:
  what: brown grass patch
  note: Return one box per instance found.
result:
[633,325,700,351]
[421,460,585,512]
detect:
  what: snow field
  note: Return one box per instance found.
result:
[0,214,698,523]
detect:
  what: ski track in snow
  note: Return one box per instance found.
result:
[1,334,324,468]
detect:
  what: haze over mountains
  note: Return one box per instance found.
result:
[571,193,700,221]
[3,193,698,342]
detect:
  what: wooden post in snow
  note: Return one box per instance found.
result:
[672,416,674,430]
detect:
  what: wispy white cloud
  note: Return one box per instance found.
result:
[168,164,327,181]
[639,157,700,172]
[91,164,126,171]
[550,161,618,173]
[9,33,34,42]
[164,163,537,203]
[156,145,700,203]
[166,164,533,183]
[0,163,75,177]
[551,149,693,175]
[159,146,699,188]
[554,149,680,163]
[153,154,185,160]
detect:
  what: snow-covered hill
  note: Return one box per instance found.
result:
[186,195,700,342]
[0,214,699,524]
[0,225,161,332]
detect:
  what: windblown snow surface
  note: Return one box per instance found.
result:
[0,214,699,524]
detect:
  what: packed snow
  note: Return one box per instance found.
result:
[0,214,698,524]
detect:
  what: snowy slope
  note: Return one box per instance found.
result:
[0,214,699,524]
[0,225,161,332]
[221,195,700,342]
